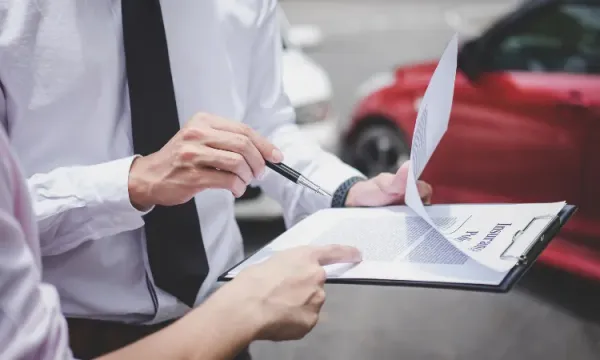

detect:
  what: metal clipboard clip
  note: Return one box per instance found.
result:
[499,214,558,264]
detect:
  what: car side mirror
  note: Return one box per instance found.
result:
[458,40,485,82]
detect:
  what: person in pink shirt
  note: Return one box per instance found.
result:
[0,126,363,359]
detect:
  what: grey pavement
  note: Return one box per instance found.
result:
[238,1,600,359]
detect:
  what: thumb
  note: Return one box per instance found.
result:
[388,160,410,194]
[313,245,362,266]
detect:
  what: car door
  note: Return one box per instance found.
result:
[553,2,600,231]
[424,0,596,210]
[480,0,600,232]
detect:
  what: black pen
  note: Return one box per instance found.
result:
[265,161,332,197]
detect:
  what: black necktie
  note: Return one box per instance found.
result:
[121,0,209,307]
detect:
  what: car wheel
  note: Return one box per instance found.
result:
[343,120,410,178]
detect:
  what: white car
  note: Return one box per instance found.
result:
[234,9,337,220]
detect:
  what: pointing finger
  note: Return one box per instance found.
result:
[313,245,362,266]
[390,160,410,193]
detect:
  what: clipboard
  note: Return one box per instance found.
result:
[219,204,577,293]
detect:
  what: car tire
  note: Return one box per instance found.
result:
[342,117,410,178]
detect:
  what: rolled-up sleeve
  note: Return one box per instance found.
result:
[244,1,364,226]
[27,157,151,256]
[0,132,74,360]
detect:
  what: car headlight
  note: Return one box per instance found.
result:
[294,100,331,124]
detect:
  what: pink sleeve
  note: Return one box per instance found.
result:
[0,130,75,360]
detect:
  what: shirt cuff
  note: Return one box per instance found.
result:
[86,155,154,217]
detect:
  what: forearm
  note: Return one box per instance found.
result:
[28,156,149,255]
[98,284,259,360]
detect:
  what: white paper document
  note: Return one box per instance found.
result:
[221,34,571,287]
[226,202,566,285]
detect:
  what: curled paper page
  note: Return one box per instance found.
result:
[403,34,564,272]
[404,33,459,226]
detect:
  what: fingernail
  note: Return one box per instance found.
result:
[257,169,266,180]
[235,183,247,198]
[271,149,283,163]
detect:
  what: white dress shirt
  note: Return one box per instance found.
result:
[0,128,73,360]
[0,0,363,324]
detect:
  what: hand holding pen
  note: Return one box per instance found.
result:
[128,113,330,210]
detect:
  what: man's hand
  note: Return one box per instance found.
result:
[220,245,362,341]
[128,113,283,210]
[345,160,432,207]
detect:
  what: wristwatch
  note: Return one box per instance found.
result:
[331,176,367,208]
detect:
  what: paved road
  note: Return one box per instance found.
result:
[239,1,600,359]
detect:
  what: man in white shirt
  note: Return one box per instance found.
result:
[0,124,363,360]
[0,1,431,358]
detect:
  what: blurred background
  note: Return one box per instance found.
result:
[236,0,600,359]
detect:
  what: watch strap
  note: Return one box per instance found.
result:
[331,176,367,208]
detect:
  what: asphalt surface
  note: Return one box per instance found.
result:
[238,1,600,359]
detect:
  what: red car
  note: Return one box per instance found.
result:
[342,0,600,279]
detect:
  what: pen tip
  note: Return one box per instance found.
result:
[320,189,333,197]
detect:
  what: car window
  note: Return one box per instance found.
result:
[488,3,600,75]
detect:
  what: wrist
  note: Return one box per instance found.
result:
[159,284,261,360]
[331,176,367,208]
[197,281,263,343]
[219,280,267,339]
[344,182,364,207]
[128,156,154,211]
